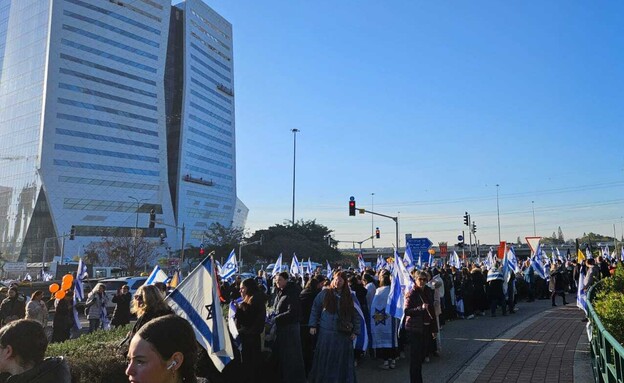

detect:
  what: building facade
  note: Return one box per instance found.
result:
[0,0,238,262]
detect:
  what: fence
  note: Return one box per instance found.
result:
[587,281,624,383]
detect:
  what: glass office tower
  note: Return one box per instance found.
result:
[0,0,237,262]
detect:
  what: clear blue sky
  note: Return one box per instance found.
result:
[210,1,624,248]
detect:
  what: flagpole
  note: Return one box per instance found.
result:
[496,184,501,243]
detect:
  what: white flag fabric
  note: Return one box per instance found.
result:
[166,256,234,371]
[358,253,366,272]
[290,254,301,276]
[74,258,88,301]
[145,265,168,285]
[272,254,283,277]
[326,260,332,277]
[577,270,587,315]
[386,250,413,319]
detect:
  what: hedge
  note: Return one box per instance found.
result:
[592,263,624,344]
[46,325,129,383]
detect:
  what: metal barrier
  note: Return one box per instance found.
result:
[587,281,624,383]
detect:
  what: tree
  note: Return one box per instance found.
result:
[244,220,343,267]
[85,234,159,275]
[189,223,246,264]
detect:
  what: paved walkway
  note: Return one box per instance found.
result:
[460,304,587,382]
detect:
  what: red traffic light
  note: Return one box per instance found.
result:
[349,200,356,216]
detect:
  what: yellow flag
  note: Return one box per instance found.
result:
[577,249,585,263]
[169,271,180,288]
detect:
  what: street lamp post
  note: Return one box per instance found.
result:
[291,129,300,224]
[128,196,147,265]
[531,200,536,236]
[496,184,501,243]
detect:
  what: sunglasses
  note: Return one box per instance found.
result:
[133,295,143,301]
[417,278,427,281]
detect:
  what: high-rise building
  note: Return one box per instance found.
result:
[0,0,238,263]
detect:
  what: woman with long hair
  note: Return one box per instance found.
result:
[370,271,398,369]
[308,271,360,383]
[126,314,198,383]
[404,271,436,383]
[126,284,173,343]
[234,278,267,383]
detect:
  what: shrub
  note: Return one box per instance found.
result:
[592,263,624,344]
[46,325,129,383]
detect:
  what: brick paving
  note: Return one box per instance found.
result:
[474,305,585,383]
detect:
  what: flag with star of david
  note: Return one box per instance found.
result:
[166,256,234,371]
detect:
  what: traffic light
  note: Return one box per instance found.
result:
[149,209,156,228]
[199,243,205,255]
[349,196,356,216]
[375,227,380,239]
[159,233,165,245]
[457,242,464,248]
[463,212,469,226]
[472,222,477,234]
[69,225,76,240]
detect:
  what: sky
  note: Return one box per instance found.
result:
[209,1,624,248]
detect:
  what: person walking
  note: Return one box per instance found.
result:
[487,265,506,317]
[272,272,305,383]
[111,285,131,328]
[84,283,108,333]
[308,271,360,383]
[404,271,436,383]
[235,278,267,383]
[549,263,568,306]
[299,276,321,376]
[25,291,48,328]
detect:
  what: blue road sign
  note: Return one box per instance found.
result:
[406,237,433,265]
[458,235,464,241]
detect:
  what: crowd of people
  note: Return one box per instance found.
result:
[0,252,616,382]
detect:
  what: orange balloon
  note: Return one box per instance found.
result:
[62,274,74,285]
[49,283,60,294]
[54,290,66,300]
[61,280,72,291]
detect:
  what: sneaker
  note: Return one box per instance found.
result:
[424,357,430,363]
[379,361,390,370]
[400,351,406,359]
[390,360,396,369]
[467,314,475,319]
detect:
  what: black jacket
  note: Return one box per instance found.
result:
[299,286,320,327]
[273,282,301,326]
[235,293,267,335]
[111,292,132,326]
[4,357,71,383]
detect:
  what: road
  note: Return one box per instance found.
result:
[357,293,579,382]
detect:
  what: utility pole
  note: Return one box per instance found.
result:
[291,129,300,224]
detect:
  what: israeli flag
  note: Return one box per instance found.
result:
[72,258,88,331]
[603,246,610,260]
[449,251,461,269]
[403,246,416,272]
[146,265,169,285]
[326,260,332,277]
[386,250,413,319]
[485,247,494,269]
[577,270,587,315]
[272,253,283,277]
[307,258,313,274]
[586,248,593,260]
[166,256,234,371]
[290,254,301,276]
[228,297,242,350]
[352,292,368,351]
[220,249,238,281]
[556,248,564,262]
[358,253,366,272]
[505,246,518,274]
[531,245,547,279]
[621,247,624,262]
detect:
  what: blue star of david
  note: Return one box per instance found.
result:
[373,308,387,326]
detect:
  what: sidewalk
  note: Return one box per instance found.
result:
[457,303,588,382]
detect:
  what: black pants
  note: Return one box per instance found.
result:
[408,331,424,383]
[240,333,262,383]
[551,291,567,305]
[300,326,316,376]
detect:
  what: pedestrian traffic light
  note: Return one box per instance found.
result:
[463,212,469,226]
[375,227,380,239]
[149,209,156,228]
[159,233,165,245]
[199,243,204,255]
[69,225,76,240]
[472,222,477,234]
[349,197,356,216]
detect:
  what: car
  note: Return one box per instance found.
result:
[99,277,148,309]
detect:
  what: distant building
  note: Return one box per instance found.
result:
[0,0,242,261]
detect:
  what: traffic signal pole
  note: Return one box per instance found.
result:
[358,209,399,251]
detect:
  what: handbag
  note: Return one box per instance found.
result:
[336,299,353,334]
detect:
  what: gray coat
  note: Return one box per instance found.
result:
[85,291,108,320]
